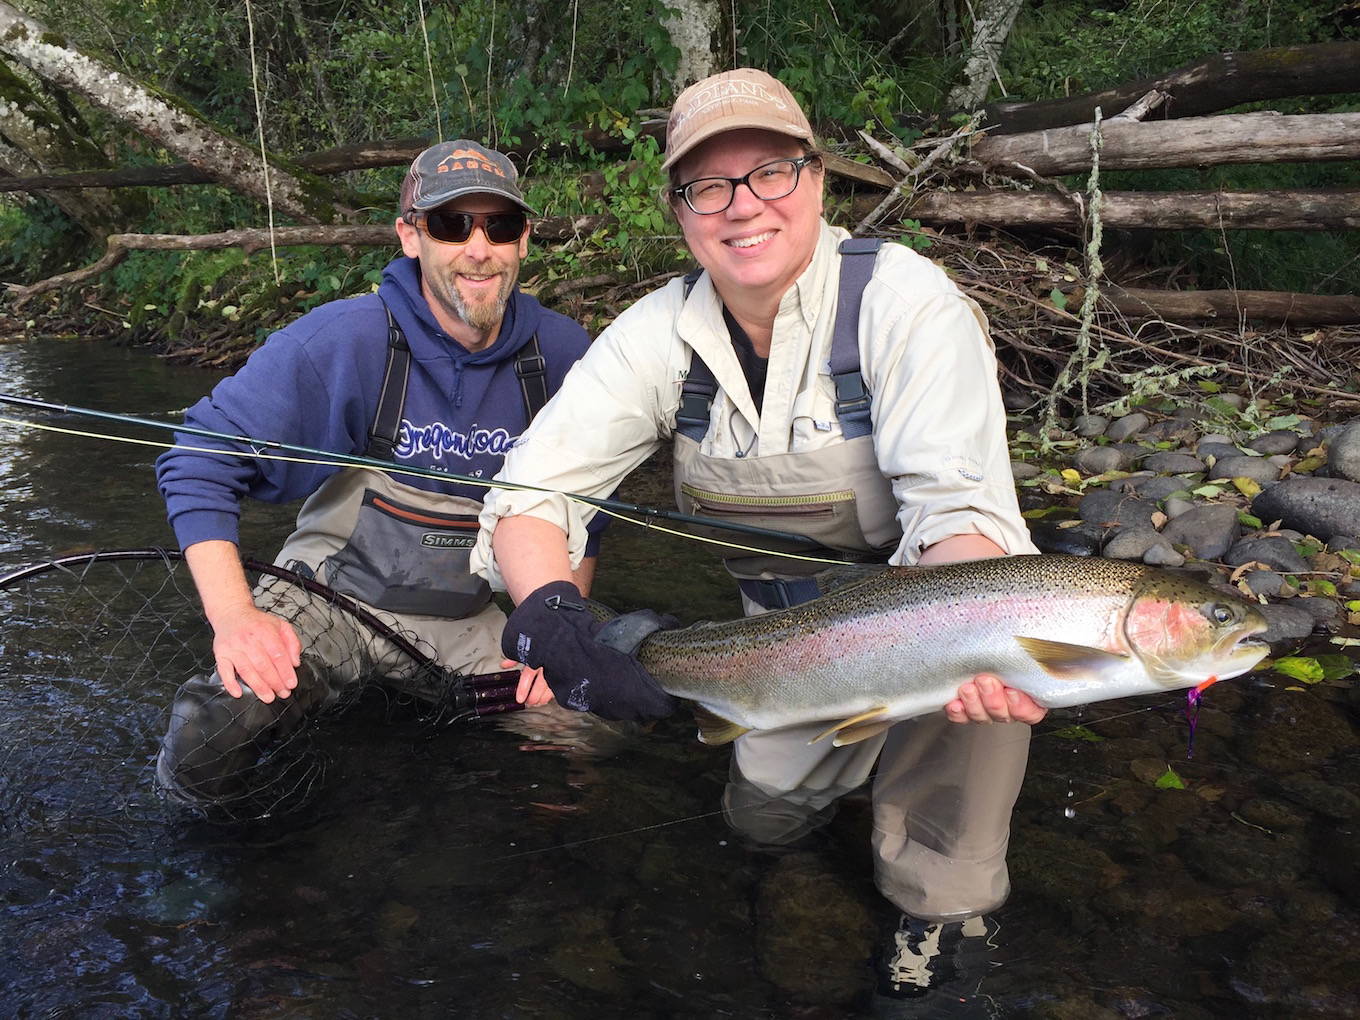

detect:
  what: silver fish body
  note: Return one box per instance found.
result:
[637,554,1269,745]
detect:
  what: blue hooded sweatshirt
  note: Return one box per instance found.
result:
[157,256,594,550]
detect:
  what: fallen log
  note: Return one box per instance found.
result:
[979,42,1360,135]
[972,111,1360,176]
[1100,286,1360,325]
[887,188,1360,231]
[5,217,613,301]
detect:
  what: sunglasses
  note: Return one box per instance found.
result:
[410,208,528,245]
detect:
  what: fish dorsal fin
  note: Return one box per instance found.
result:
[1015,636,1129,681]
[808,706,890,745]
[831,720,892,747]
[691,705,750,746]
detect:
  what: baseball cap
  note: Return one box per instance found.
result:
[662,68,815,171]
[399,139,536,216]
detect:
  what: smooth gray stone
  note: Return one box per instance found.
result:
[1074,446,1129,475]
[1130,476,1192,502]
[1243,571,1286,597]
[1078,490,1158,528]
[1327,534,1360,553]
[1197,441,1242,462]
[1163,496,1197,519]
[1251,477,1360,542]
[1026,519,1105,556]
[1224,536,1310,574]
[1142,543,1185,567]
[1072,414,1109,438]
[1248,430,1302,456]
[1213,394,1248,411]
[1208,455,1280,485]
[1142,452,1205,475]
[1257,603,1316,643]
[1160,503,1240,560]
[1143,419,1198,444]
[1103,527,1163,561]
[1111,442,1150,466]
[1106,412,1150,442]
[1297,597,1340,624]
[1011,461,1042,480]
[1329,422,1360,483]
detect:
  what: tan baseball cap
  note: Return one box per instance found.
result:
[662,68,815,171]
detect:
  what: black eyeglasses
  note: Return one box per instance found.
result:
[669,155,819,215]
[408,208,528,245]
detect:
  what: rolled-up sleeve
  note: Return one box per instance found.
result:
[471,302,677,589]
[863,285,1037,564]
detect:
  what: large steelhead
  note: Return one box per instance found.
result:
[636,554,1270,746]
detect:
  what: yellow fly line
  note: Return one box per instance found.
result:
[0,414,849,567]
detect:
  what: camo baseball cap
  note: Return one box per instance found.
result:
[399,139,535,215]
[662,68,815,171]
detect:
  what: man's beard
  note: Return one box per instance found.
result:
[445,260,518,335]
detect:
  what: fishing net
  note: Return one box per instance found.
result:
[0,549,519,827]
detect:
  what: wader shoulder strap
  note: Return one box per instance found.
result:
[366,302,411,461]
[674,242,884,443]
[675,269,717,442]
[829,237,883,440]
[514,334,548,422]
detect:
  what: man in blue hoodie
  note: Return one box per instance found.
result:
[154,140,598,812]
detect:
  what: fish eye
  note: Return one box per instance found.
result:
[1207,603,1236,624]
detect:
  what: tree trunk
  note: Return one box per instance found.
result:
[0,61,140,233]
[980,41,1360,135]
[945,0,1025,110]
[887,188,1360,231]
[1099,286,1360,326]
[662,0,721,90]
[971,111,1360,176]
[0,1,350,223]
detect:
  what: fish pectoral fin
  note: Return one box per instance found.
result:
[691,705,750,746]
[1015,636,1129,681]
[831,720,892,747]
[808,706,890,745]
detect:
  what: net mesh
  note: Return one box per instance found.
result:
[0,552,501,826]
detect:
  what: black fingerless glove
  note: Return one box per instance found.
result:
[502,581,679,722]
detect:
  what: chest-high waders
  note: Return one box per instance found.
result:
[675,239,1031,921]
[157,306,551,817]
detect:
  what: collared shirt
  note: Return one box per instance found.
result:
[471,220,1036,589]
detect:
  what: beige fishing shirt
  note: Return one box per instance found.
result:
[471,220,1036,589]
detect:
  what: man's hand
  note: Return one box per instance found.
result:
[209,603,302,702]
[502,659,555,707]
[945,673,1047,725]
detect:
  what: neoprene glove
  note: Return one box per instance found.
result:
[502,580,680,722]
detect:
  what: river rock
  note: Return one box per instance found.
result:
[1078,490,1158,529]
[1208,454,1281,486]
[1142,543,1185,567]
[1162,496,1196,519]
[1197,441,1242,463]
[1159,503,1240,559]
[1073,414,1109,437]
[1102,527,1164,561]
[1239,693,1355,772]
[1143,419,1198,444]
[1250,476,1360,541]
[1223,536,1310,574]
[1257,602,1315,642]
[1127,475,1190,502]
[1142,451,1205,475]
[1106,412,1150,442]
[1011,460,1043,480]
[1247,429,1302,456]
[1074,446,1129,475]
[1242,570,1286,597]
[1329,422,1360,482]
[1027,519,1106,556]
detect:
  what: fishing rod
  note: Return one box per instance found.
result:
[0,392,812,548]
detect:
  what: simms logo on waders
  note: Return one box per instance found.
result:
[422,534,475,549]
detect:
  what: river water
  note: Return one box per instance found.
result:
[1,337,1357,1017]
